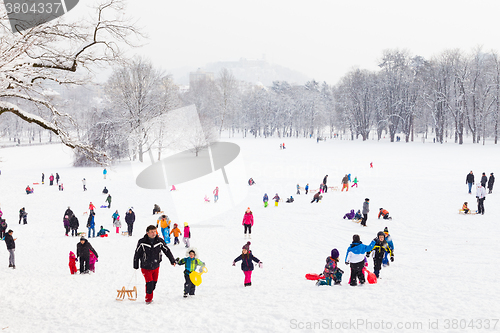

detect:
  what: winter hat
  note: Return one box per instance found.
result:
[174,223,178,227]
[365,198,369,202]
[80,236,86,241]
[353,234,360,243]
[377,231,385,238]
[184,222,188,226]
[331,248,339,259]
[242,241,251,251]
[384,227,389,234]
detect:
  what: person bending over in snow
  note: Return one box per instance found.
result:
[311,192,322,203]
[462,202,470,214]
[317,249,343,286]
[343,209,355,220]
[378,208,391,220]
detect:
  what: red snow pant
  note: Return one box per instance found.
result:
[141,267,159,302]
[69,262,77,274]
[244,270,252,284]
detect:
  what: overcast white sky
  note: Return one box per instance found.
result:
[86,0,500,84]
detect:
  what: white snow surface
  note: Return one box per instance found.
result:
[0,138,499,333]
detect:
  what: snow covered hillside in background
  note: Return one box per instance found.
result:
[0,138,499,333]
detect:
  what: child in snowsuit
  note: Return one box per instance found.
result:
[156,215,171,243]
[170,223,182,245]
[69,251,78,274]
[70,215,79,237]
[378,208,391,220]
[153,204,161,215]
[233,242,262,286]
[263,193,269,207]
[242,207,254,237]
[183,222,191,248]
[382,227,394,267]
[112,211,121,233]
[89,250,98,272]
[296,184,300,195]
[462,202,470,214]
[89,202,95,214]
[366,231,394,278]
[354,210,362,220]
[317,249,343,286]
[0,218,7,240]
[63,215,70,236]
[178,249,205,297]
[351,177,358,188]
[343,209,355,220]
[272,194,280,207]
[96,226,110,237]
[286,196,294,203]
[305,184,309,195]
[345,234,376,286]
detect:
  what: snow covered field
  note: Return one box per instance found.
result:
[0,138,499,333]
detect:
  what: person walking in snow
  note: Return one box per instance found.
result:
[366,231,394,278]
[18,207,27,225]
[103,168,107,179]
[76,237,98,274]
[466,171,474,194]
[233,242,262,287]
[361,198,370,227]
[351,177,358,188]
[481,172,488,188]
[296,184,301,195]
[133,225,176,303]
[125,208,136,236]
[82,178,87,191]
[382,227,395,267]
[272,193,280,207]
[69,251,78,274]
[341,174,349,192]
[41,173,45,184]
[49,174,54,186]
[87,211,96,238]
[5,229,16,269]
[323,175,328,193]
[242,207,254,238]
[177,249,205,298]
[183,222,191,248]
[156,214,171,243]
[70,214,79,237]
[263,193,269,207]
[112,210,120,233]
[170,223,182,245]
[345,234,376,286]
[305,183,309,195]
[56,173,60,185]
[476,183,486,215]
[213,187,219,203]
[89,250,98,272]
[63,215,70,236]
[106,194,112,209]
[488,173,495,194]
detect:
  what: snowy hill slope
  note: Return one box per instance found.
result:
[0,139,499,333]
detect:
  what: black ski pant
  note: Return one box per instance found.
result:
[184,271,196,295]
[80,256,89,273]
[361,214,368,226]
[349,260,365,286]
[477,198,485,214]
[127,222,134,236]
[244,224,252,234]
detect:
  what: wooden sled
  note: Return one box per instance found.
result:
[352,219,361,223]
[116,286,137,301]
[458,209,476,215]
[77,232,86,237]
[328,186,339,191]
[121,231,128,236]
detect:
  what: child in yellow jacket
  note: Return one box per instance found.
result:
[170,223,182,245]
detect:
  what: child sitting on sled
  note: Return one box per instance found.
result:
[96,226,110,237]
[462,202,470,214]
[343,209,355,220]
[317,249,343,286]
[354,210,362,220]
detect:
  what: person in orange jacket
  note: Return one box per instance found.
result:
[378,208,391,220]
[169,223,182,245]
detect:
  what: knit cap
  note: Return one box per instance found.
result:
[384,227,389,233]
[242,241,251,251]
[331,248,339,259]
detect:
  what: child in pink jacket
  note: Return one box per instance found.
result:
[89,250,98,273]
[242,207,254,237]
[183,222,191,248]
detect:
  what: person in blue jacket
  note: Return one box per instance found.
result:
[177,249,205,298]
[345,234,376,286]
[263,193,269,207]
[382,227,394,267]
[87,211,96,238]
[305,183,309,195]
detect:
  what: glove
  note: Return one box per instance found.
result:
[175,257,180,264]
[258,262,263,268]
[345,262,349,266]
[232,261,236,266]
[390,256,394,262]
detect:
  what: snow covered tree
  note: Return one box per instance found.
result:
[0,0,143,163]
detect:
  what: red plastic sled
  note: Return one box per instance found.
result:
[33,182,40,185]
[363,268,377,284]
[305,273,325,280]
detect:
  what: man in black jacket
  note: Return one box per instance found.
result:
[466,171,474,194]
[134,225,176,303]
[125,209,135,236]
[488,173,495,194]
[77,237,98,274]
